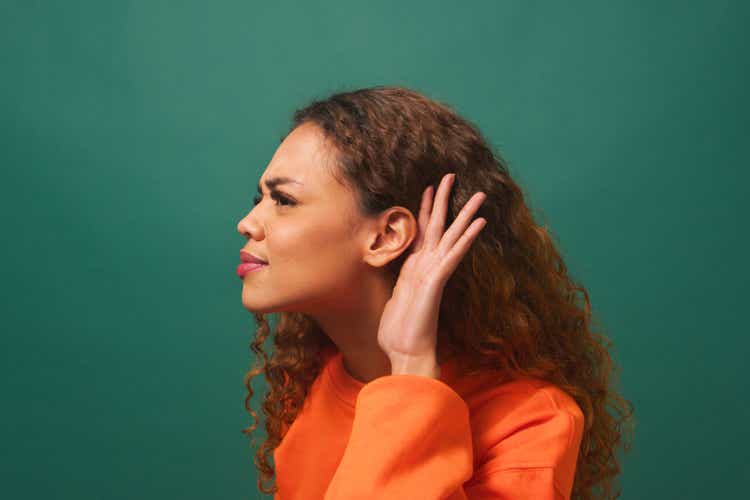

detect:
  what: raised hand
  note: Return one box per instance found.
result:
[377,172,487,377]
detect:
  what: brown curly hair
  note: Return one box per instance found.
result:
[240,85,636,499]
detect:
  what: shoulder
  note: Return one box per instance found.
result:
[457,376,585,497]
[463,376,584,468]
[463,375,582,421]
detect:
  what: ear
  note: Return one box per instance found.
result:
[361,207,418,268]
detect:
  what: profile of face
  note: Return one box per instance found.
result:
[236,122,404,315]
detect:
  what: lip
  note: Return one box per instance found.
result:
[237,261,266,278]
[240,250,268,265]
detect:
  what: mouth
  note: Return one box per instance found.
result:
[237,261,267,278]
[240,250,268,265]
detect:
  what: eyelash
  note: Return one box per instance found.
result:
[253,191,295,207]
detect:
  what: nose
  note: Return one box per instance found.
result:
[237,210,262,239]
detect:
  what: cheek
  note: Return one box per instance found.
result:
[278,222,357,274]
[268,221,350,265]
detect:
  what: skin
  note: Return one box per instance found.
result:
[237,121,486,383]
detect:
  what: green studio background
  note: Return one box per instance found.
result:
[1,1,747,499]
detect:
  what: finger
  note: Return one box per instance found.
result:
[439,191,487,253]
[439,217,487,279]
[412,184,433,252]
[425,173,455,248]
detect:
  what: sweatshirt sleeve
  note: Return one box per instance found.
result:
[323,374,473,500]
[323,375,583,500]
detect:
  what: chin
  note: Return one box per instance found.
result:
[241,292,275,314]
[241,293,299,315]
[242,301,277,315]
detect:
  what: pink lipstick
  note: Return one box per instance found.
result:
[237,262,266,277]
[238,250,268,278]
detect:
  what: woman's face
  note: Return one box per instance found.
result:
[236,122,369,314]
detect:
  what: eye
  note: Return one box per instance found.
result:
[253,191,295,207]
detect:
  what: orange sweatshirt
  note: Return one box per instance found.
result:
[273,348,585,499]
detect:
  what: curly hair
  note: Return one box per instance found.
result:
[240,85,636,499]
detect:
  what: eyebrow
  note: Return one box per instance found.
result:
[257,176,304,194]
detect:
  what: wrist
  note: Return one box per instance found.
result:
[389,355,441,378]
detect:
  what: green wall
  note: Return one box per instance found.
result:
[2,1,747,498]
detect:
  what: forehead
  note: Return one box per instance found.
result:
[259,123,338,192]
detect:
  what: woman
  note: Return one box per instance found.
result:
[236,86,635,499]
